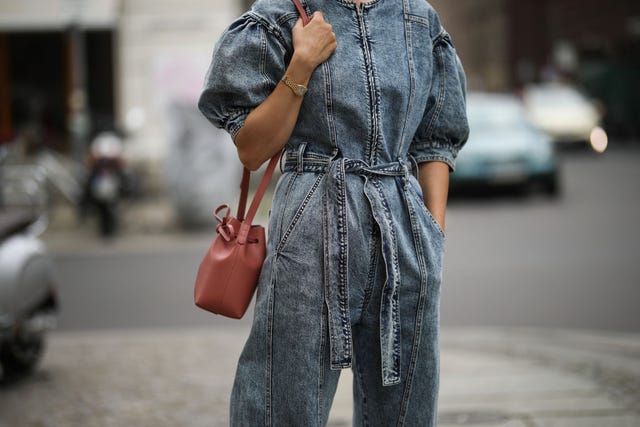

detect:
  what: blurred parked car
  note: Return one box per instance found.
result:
[451,93,560,196]
[522,83,607,152]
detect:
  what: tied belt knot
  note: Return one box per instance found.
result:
[283,144,418,387]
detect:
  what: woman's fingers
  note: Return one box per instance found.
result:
[292,9,337,69]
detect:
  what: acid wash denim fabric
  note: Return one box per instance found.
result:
[198,0,469,425]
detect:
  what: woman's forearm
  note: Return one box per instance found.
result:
[234,54,314,171]
[234,12,337,170]
[417,161,450,234]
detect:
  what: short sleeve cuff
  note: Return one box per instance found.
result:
[222,108,252,143]
[411,142,459,172]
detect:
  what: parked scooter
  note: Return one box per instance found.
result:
[0,210,58,380]
[0,144,59,380]
[82,132,126,237]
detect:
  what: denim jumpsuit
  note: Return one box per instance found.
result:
[199,0,469,425]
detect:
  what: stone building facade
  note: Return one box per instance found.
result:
[0,0,242,165]
[431,0,640,91]
[2,0,637,166]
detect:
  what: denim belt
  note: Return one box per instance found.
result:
[283,144,415,386]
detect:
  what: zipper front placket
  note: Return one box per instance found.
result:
[356,2,380,164]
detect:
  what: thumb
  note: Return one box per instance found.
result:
[294,16,303,29]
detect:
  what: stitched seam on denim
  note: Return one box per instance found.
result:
[358,213,379,325]
[424,43,446,143]
[334,0,381,8]
[317,304,327,425]
[397,182,429,425]
[357,7,381,164]
[246,11,287,47]
[265,257,277,426]
[283,163,327,173]
[276,172,298,240]
[336,162,352,362]
[284,160,409,176]
[369,28,383,164]
[322,183,340,368]
[431,26,448,45]
[283,150,332,162]
[404,13,429,28]
[354,357,370,426]
[259,26,270,98]
[222,108,251,137]
[371,177,401,385]
[322,61,337,148]
[398,0,416,160]
[276,11,298,28]
[228,121,244,142]
[322,166,352,370]
[273,172,297,253]
[353,6,372,161]
[275,173,324,253]
[412,140,457,149]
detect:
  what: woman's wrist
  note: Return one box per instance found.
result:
[287,53,315,86]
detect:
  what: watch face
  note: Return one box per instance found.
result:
[296,87,306,96]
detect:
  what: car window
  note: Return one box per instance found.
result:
[526,86,588,107]
[468,102,529,132]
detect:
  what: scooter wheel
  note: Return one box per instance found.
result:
[0,333,45,380]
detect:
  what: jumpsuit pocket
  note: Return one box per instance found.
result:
[274,172,325,253]
[406,176,446,241]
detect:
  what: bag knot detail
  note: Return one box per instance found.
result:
[214,204,235,242]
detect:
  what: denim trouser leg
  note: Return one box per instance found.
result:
[351,175,444,427]
[230,170,445,427]
[230,172,342,426]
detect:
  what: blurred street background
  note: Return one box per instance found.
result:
[1,0,639,426]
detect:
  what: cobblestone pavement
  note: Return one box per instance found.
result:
[0,327,638,427]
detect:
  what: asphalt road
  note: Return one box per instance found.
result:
[50,145,640,332]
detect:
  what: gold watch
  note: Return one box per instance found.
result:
[281,75,308,96]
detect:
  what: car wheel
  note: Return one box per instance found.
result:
[0,328,45,379]
[542,173,561,198]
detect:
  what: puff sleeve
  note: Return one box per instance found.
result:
[198,13,287,143]
[409,24,470,172]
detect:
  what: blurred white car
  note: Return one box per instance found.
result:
[451,93,560,196]
[522,83,607,152]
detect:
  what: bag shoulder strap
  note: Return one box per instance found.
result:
[236,153,279,244]
[293,0,311,25]
[237,153,279,222]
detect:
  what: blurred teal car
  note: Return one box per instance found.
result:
[450,93,560,196]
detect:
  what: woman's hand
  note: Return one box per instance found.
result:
[291,11,338,73]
